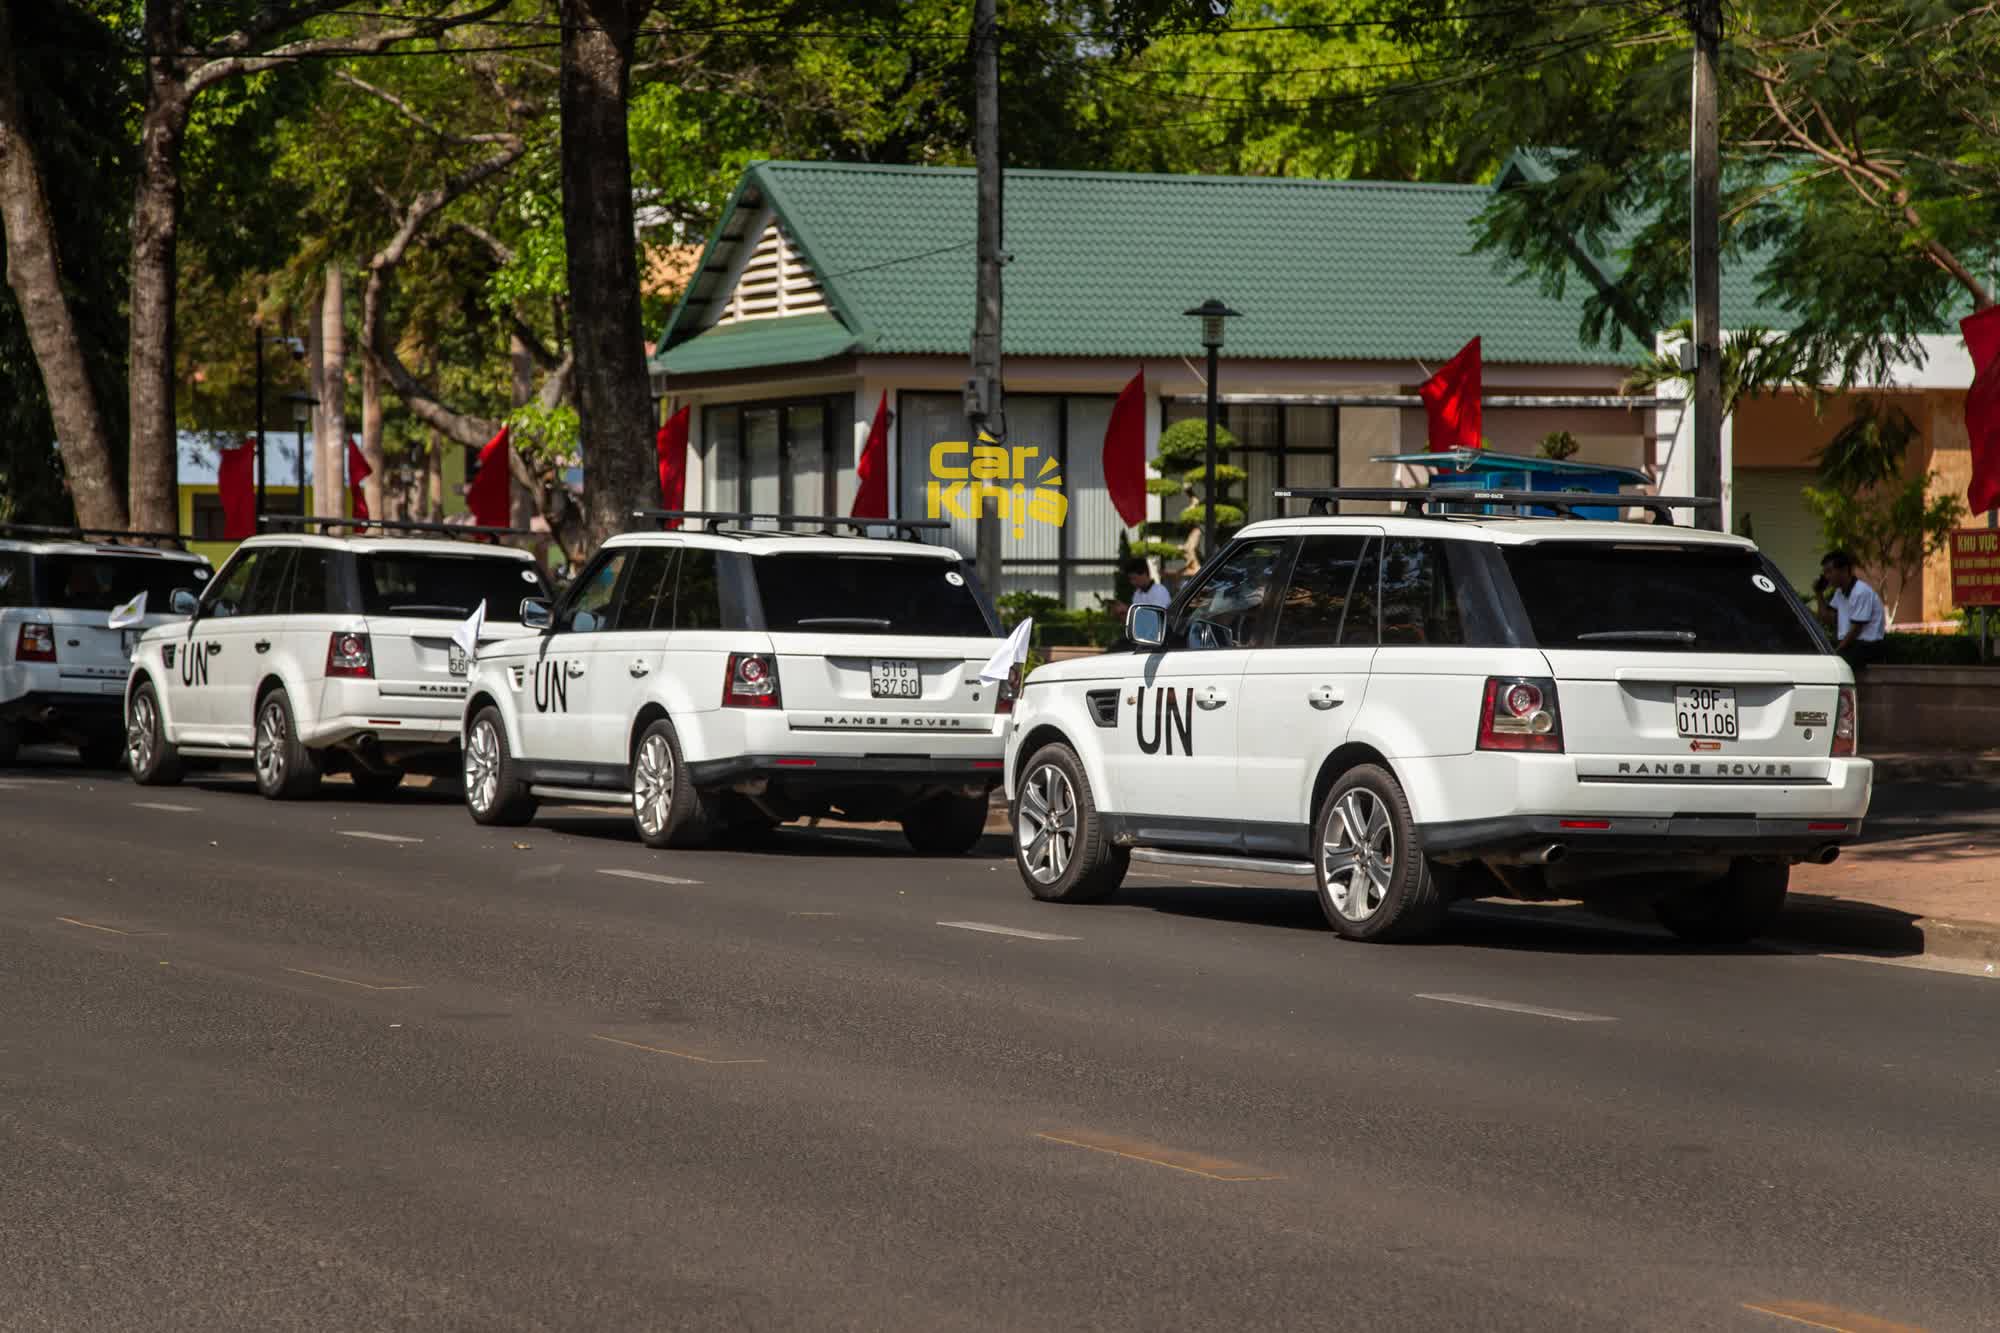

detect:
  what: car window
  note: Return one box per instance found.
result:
[675,548,723,630]
[752,554,992,637]
[290,549,333,615]
[356,552,548,622]
[1379,539,1468,646]
[0,551,30,607]
[1340,539,1381,646]
[616,546,678,632]
[31,553,211,612]
[1273,534,1370,648]
[1175,540,1288,651]
[1500,541,1823,654]
[245,548,295,617]
[558,551,627,633]
[201,550,262,619]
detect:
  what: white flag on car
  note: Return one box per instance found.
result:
[452,599,487,663]
[107,590,147,629]
[978,617,1033,684]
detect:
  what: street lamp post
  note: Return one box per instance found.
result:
[1184,300,1241,567]
[285,391,319,521]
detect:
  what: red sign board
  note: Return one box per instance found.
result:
[1949,527,2000,607]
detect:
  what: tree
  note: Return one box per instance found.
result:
[1803,397,1965,621]
[1135,418,1242,565]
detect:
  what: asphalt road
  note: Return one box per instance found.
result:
[1,753,1995,1331]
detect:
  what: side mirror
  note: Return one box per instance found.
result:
[170,587,199,616]
[1127,603,1167,649]
[519,597,552,629]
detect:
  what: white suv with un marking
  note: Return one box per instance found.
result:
[1004,488,1872,945]
[459,513,1010,854]
[1,525,210,767]
[125,520,550,797]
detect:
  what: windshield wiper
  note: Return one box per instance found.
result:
[1573,629,1698,644]
[794,616,893,628]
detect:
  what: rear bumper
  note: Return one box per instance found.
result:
[2,688,125,729]
[685,753,1004,789]
[1421,813,1864,862]
[306,680,463,748]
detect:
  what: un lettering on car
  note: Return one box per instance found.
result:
[533,659,570,713]
[178,641,210,687]
[1134,686,1193,756]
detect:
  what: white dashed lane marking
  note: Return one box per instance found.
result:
[338,831,423,844]
[938,921,1081,942]
[131,801,197,813]
[597,868,702,886]
[1415,993,1615,1023]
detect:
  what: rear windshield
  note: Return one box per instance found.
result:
[33,554,211,612]
[752,553,994,637]
[1501,542,1824,655]
[357,552,549,622]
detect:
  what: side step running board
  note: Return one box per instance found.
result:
[529,784,630,805]
[176,745,252,760]
[1129,848,1315,878]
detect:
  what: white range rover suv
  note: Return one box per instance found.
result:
[125,521,550,797]
[1004,488,1873,945]
[1,525,210,767]
[459,514,1010,854]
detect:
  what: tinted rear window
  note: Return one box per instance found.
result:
[752,554,993,637]
[1501,542,1823,654]
[357,553,548,622]
[34,554,211,611]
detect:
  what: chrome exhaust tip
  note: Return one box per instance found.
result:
[1813,844,1841,866]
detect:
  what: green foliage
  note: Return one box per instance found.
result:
[1621,322,1814,419]
[1537,431,1580,461]
[1153,417,1239,470]
[1801,395,1963,621]
[1882,632,1983,666]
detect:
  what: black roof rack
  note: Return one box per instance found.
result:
[259,515,537,541]
[631,509,951,543]
[1271,488,1721,526]
[0,521,195,550]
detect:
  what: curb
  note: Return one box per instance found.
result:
[1768,896,2000,966]
[1869,753,1999,783]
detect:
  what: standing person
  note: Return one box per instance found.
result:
[1814,550,1886,674]
[1124,557,1172,612]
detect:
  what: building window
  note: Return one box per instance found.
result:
[700,396,850,522]
[192,490,301,540]
[1160,400,1340,526]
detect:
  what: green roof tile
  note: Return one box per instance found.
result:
[654,310,856,375]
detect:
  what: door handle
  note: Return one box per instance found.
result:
[1196,685,1228,709]
[629,659,650,678]
[1308,684,1344,710]
[565,661,585,678]
[205,641,222,654]
[255,640,272,654]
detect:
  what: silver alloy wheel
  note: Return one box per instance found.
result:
[633,732,674,838]
[1323,788,1395,922]
[128,691,157,773]
[465,718,501,816]
[1016,763,1078,884]
[255,696,287,789]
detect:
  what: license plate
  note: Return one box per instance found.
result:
[870,659,921,699]
[448,642,471,677]
[1675,685,1737,740]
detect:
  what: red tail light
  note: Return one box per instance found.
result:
[723,652,780,708]
[1477,676,1563,753]
[1831,686,1858,757]
[326,631,373,678]
[15,622,55,663]
[996,662,1023,714]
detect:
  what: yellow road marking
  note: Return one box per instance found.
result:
[57,916,133,936]
[1744,1300,1927,1333]
[282,966,421,992]
[1035,1130,1280,1182]
[590,1033,764,1066]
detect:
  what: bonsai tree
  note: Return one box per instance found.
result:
[1538,430,1581,461]
[1134,418,1244,565]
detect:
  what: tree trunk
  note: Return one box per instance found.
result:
[425,430,445,522]
[509,327,535,530]
[361,342,386,519]
[0,1,126,530]
[126,51,191,534]
[559,0,656,549]
[318,262,348,519]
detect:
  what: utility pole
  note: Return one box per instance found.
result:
[1690,0,1723,530]
[967,0,1005,594]
[254,322,268,533]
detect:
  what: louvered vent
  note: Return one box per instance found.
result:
[717,220,826,325]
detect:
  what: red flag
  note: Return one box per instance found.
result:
[656,406,690,528]
[851,391,891,519]
[1419,337,1483,452]
[1103,368,1148,528]
[1963,308,2000,516]
[220,438,256,540]
[467,424,511,528]
[346,438,373,521]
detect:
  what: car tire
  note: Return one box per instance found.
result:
[463,707,537,826]
[1013,742,1127,903]
[253,688,322,800]
[1312,764,1449,942]
[0,718,17,767]
[125,682,182,786]
[1654,859,1789,947]
[902,791,992,856]
[629,716,713,850]
[349,768,405,799]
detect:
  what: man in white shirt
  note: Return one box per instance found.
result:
[1124,557,1173,611]
[1815,550,1885,673]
